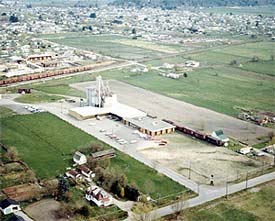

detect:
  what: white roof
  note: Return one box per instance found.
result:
[70,102,146,119]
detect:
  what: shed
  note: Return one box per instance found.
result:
[0,199,21,215]
[73,151,87,165]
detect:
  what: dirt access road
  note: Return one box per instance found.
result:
[71,80,274,145]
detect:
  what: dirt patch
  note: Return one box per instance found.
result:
[25,199,69,221]
[140,133,263,185]
[3,183,44,202]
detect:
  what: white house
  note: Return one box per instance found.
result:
[73,151,87,165]
[65,169,81,180]
[0,199,21,215]
[78,165,95,178]
[86,186,113,207]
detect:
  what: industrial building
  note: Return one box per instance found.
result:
[123,116,176,136]
[69,76,175,136]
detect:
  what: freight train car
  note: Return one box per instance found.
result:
[163,119,225,146]
[0,61,115,86]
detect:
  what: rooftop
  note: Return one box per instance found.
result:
[124,116,175,132]
[70,102,146,119]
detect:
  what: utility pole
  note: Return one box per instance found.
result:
[226,177,228,199]
[245,172,249,189]
[188,162,191,179]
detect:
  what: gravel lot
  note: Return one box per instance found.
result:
[140,132,263,185]
[71,80,274,145]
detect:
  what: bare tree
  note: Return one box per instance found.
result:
[171,197,189,220]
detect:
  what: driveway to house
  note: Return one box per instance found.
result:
[14,211,34,221]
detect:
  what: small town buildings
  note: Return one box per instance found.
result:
[86,186,113,207]
[26,53,53,62]
[0,198,21,215]
[73,151,87,165]
[211,130,229,143]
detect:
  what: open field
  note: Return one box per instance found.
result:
[39,34,169,60]
[201,6,275,16]
[0,112,187,197]
[163,180,275,221]
[140,133,264,185]
[187,41,275,76]
[238,60,275,77]
[14,91,64,104]
[111,67,275,117]
[71,80,274,145]
[0,106,16,118]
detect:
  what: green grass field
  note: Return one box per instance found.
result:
[39,34,169,60]
[0,106,16,118]
[100,66,275,117]
[0,113,187,197]
[14,91,64,104]
[163,181,275,221]
[201,6,275,16]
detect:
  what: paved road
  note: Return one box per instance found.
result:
[14,211,34,221]
[124,171,275,221]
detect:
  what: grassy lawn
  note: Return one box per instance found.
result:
[187,41,275,69]
[238,60,275,77]
[39,34,168,60]
[213,41,275,61]
[163,181,275,221]
[0,113,187,197]
[14,91,64,104]
[0,106,16,118]
[201,6,275,16]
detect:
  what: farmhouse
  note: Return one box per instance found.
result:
[123,116,176,136]
[0,198,21,215]
[86,186,113,207]
[66,169,81,179]
[78,165,95,178]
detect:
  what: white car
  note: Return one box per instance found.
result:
[130,140,137,144]
[100,129,106,132]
